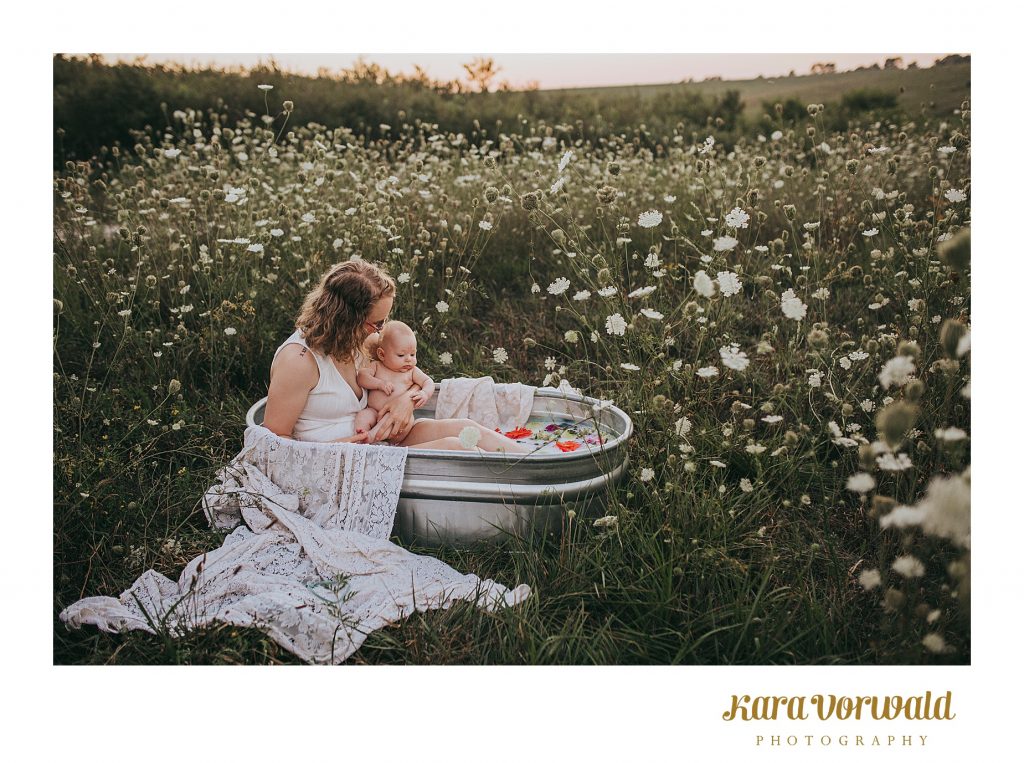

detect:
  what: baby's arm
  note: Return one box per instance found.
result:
[356,362,394,395]
[409,368,435,407]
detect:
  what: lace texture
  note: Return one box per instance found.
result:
[59,426,531,664]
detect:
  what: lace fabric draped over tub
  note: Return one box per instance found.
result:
[59,426,531,664]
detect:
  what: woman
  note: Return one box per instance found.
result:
[263,260,530,453]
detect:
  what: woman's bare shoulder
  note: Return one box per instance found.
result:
[270,343,320,389]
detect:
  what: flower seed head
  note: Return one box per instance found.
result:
[904,379,926,403]
[876,401,920,448]
[938,227,970,272]
[940,319,967,358]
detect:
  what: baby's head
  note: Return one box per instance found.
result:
[375,321,417,372]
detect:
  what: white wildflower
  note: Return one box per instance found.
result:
[638,210,663,228]
[605,313,627,336]
[713,235,739,252]
[716,271,742,297]
[693,270,716,298]
[725,207,750,229]
[846,473,876,493]
[719,344,750,372]
[892,555,925,578]
[458,426,481,449]
[547,277,571,295]
[780,288,807,321]
[877,452,913,472]
[935,427,968,442]
[878,355,916,389]
[858,569,882,591]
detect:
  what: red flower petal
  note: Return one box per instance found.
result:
[504,426,533,440]
[556,440,581,452]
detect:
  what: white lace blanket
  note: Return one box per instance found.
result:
[59,426,531,664]
[435,376,536,431]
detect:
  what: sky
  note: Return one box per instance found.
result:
[97,53,953,90]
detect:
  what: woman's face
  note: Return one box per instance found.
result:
[362,294,394,338]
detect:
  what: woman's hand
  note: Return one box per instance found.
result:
[370,390,416,443]
[331,430,369,444]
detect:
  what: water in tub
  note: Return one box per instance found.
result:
[433,413,613,455]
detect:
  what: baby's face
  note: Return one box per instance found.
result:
[378,335,417,372]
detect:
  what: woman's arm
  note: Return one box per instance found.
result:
[262,345,319,439]
[368,387,418,443]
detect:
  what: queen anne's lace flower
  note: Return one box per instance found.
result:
[716,271,741,297]
[719,344,749,371]
[547,277,571,295]
[637,210,663,228]
[605,313,627,336]
[781,289,807,321]
[878,355,916,389]
[725,207,750,229]
[693,270,715,298]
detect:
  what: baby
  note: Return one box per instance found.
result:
[355,321,435,441]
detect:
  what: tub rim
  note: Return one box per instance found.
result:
[245,387,632,465]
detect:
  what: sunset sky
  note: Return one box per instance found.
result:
[97,53,952,90]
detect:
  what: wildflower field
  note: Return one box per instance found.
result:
[54,79,970,665]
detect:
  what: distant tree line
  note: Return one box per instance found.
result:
[53,55,934,168]
[55,55,760,167]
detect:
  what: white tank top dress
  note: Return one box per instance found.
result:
[271,329,368,442]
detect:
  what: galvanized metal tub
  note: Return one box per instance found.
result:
[245,388,632,546]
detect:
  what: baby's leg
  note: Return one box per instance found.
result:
[354,407,378,435]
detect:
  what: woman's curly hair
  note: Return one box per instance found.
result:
[294,260,396,361]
